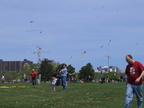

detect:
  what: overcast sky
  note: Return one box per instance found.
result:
[0,0,144,72]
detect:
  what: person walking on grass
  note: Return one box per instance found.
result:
[30,69,37,86]
[60,64,67,91]
[124,54,144,108]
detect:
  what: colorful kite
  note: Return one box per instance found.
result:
[84,51,87,53]
[82,51,87,56]
[70,56,73,58]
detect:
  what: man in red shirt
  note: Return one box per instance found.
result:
[30,69,37,86]
[124,55,144,108]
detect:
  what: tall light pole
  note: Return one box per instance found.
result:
[105,55,111,72]
[33,46,42,65]
[33,46,49,65]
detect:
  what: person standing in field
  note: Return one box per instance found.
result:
[51,76,57,91]
[60,64,67,91]
[1,75,5,83]
[30,69,37,86]
[124,54,144,108]
[23,74,27,83]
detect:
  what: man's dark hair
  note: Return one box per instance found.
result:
[127,54,133,59]
[63,63,67,67]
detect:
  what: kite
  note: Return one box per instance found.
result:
[0,86,27,88]
[30,21,34,23]
[82,51,87,56]
[107,40,111,45]
[70,56,73,58]
[101,45,104,48]
[83,51,87,54]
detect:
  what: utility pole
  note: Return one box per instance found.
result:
[105,55,111,72]
[33,46,42,65]
[33,46,48,65]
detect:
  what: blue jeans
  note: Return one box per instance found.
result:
[124,83,143,108]
[32,77,36,86]
[61,76,66,90]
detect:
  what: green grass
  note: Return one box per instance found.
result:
[0,82,141,108]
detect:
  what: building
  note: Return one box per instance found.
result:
[0,59,33,72]
[43,58,53,64]
[96,65,119,73]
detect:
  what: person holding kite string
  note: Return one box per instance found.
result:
[60,64,67,91]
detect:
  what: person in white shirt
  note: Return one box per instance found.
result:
[51,77,57,91]
[1,75,5,83]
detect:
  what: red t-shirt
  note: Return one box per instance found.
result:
[30,71,37,78]
[125,61,144,85]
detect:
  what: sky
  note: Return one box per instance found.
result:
[0,0,144,72]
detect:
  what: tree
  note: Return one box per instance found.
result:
[67,65,75,73]
[51,62,60,71]
[78,63,95,82]
[67,64,75,81]
[108,71,120,81]
[21,64,38,75]
[38,59,54,81]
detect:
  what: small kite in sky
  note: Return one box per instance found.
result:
[82,51,87,56]
[70,56,73,58]
[101,45,104,48]
[30,21,34,23]
[83,51,87,54]
[107,40,112,45]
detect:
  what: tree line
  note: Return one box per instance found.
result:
[0,59,124,82]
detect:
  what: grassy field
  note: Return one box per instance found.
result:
[0,82,141,108]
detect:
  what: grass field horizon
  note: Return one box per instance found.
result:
[0,82,141,108]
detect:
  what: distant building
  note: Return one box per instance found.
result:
[119,69,125,73]
[0,59,33,72]
[43,58,53,64]
[96,65,119,73]
[35,58,54,68]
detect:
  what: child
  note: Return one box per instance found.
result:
[51,77,57,91]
